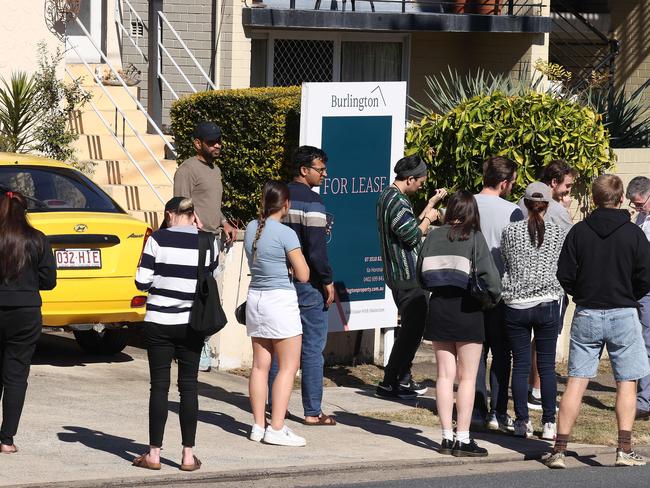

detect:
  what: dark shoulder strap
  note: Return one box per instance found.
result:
[197,231,208,278]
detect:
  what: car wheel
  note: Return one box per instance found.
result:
[73,328,130,355]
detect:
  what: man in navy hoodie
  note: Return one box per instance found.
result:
[546,174,650,469]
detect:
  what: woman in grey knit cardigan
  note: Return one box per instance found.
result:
[500,182,566,442]
[417,190,502,457]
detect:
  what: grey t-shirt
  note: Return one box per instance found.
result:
[244,218,301,290]
[518,196,573,232]
[474,193,525,276]
[173,156,224,234]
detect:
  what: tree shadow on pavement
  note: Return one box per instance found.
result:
[197,381,251,414]
[472,430,561,460]
[168,400,251,440]
[56,426,180,468]
[332,411,440,452]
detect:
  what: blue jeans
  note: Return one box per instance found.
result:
[505,301,559,424]
[569,306,650,381]
[474,303,511,417]
[637,294,650,412]
[270,282,328,417]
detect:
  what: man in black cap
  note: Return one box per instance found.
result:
[174,121,236,241]
[173,121,237,371]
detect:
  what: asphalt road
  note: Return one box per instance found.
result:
[308,464,650,488]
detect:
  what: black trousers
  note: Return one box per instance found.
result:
[144,323,204,448]
[383,287,428,385]
[474,303,512,416]
[0,306,42,446]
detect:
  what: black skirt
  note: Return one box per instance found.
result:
[424,286,485,343]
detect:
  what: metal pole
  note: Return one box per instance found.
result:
[148,0,163,133]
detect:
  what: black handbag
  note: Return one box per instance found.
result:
[235,301,247,325]
[189,231,228,336]
[470,233,495,310]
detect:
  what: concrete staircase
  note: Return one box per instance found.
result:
[66,64,176,229]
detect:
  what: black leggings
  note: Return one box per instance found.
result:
[144,323,204,447]
[0,306,42,446]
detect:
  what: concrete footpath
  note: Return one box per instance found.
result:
[3,332,611,487]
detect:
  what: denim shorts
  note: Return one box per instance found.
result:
[568,306,650,382]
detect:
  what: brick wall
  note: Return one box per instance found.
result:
[409,32,543,114]
[121,0,218,127]
[609,0,650,100]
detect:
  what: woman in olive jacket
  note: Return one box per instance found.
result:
[0,191,56,453]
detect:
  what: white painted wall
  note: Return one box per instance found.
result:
[0,1,64,81]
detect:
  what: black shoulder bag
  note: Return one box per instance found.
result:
[190,231,228,336]
[470,233,495,310]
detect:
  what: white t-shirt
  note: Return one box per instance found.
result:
[474,193,525,276]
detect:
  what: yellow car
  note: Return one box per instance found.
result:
[0,153,150,354]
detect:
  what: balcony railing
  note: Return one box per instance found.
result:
[253,0,546,16]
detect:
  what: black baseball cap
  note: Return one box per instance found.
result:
[192,121,222,141]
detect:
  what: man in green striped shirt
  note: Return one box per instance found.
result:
[376,155,446,399]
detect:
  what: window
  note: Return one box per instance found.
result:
[273,39,334,86]
[255,34,408,87]
[341,42,403,82]
[0,167,123,213]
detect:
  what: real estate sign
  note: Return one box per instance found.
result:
[300,81,407,332]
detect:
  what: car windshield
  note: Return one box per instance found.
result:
[0,165,124,213]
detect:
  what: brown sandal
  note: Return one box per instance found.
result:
[0,444,18,454]
[304,413,337,426]
[180,455,202,472]
[132,453,161,470]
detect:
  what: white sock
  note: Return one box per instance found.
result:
[456,431,470,444]
[532,388,541,398]
[442,429,454,441]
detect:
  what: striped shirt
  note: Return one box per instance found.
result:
[281,181,332,285]
[376,185,423,290]
[135,225,218,325]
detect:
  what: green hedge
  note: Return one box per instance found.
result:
[405,91,616,213]
[170,86,301,224]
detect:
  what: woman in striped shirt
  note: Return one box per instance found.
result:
[133,197,218,472]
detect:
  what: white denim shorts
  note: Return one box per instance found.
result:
[245,288,302,339]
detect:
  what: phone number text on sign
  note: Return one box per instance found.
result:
[55,249,102,269]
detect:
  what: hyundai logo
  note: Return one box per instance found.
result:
[74,224,88,233]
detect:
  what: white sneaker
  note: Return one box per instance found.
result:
[263,425,306,447]
[485,412,499,430]
[513,419,533,438]
[541,422,556,441]
[486,413,514,433]
[249,423,265,442]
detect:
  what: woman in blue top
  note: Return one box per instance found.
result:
[244,181,309,447]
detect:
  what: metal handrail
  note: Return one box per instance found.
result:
[72,17,176,159]
[116,0,147,62]
[157,11,217,93]
[65,42,173,188]
[288,0,545,14]
[65,67,166,206]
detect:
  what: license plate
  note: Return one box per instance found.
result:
[55,249,102,269]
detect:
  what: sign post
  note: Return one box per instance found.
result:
[299,82,407,338]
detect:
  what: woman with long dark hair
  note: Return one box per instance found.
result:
[417,190,501,457]
[133,197,217,471]
[501,182,565,441]
[0,191,56,453]
[244,181,309,447]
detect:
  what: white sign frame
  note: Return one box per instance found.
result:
[300,81,407,332]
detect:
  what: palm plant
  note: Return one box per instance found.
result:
[584,83,650,148]
[410,66,543,117]
[0,72,40,152]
